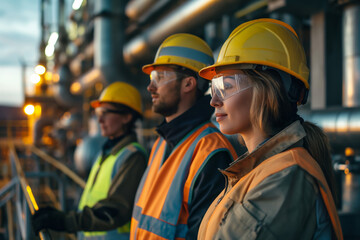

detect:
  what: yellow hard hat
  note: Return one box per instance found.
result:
[91,82,142,116]
[142,33,214,74]
[199,18,309,89]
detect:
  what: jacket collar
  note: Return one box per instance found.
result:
[102,135,125,154]
[221,120,306,183]
[110,132,138,155]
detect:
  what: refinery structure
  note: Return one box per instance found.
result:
[0,0,360,239]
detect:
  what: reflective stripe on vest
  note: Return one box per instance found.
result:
[292,148,343,240]
[131,122,236,240]
[77,230,130,240]
[78,142,146,239]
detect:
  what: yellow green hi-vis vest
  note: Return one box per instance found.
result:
[78,142,146,240]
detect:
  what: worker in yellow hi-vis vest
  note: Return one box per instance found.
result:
[32,82,147,240]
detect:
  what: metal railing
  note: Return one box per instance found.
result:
[30,146,86,188]
[0,120,28,140]
[2,141,52,240]
[0,135,86,239]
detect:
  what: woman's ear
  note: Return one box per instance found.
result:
[121,113,133,125]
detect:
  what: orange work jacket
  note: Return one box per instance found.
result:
[198,147,343,240]
[131,122,237,240]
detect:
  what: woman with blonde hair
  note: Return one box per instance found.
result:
[197,18,343,239]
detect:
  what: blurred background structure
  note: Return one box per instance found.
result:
[0,0,359,239]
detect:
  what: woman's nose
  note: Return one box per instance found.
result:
[210,93,223,107]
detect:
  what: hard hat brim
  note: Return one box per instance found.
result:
[142,63,157,75]
[90,100,101,108]
[142,62,198,75]
[199,60,309,89]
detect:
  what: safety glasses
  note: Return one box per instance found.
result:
[95,107,127,118]
[150,70,178,88]
[211,73,252,101]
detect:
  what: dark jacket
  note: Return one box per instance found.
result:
[156,95,235,239]
[65,132,147,232]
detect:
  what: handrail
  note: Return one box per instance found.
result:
[0,179,17,208]
[9,142,38,214]
[30,145,86,188]
[6,201,14,240]
[9,141,51,240]
[25,171,66,210]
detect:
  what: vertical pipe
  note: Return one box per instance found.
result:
[20,61,26,99]
[58,0,65,30]
[310,12,326,109]
[94,0,126,85]
[39,0,47,65]
[343,3,360,107]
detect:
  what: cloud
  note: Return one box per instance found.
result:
[0,66,24,107]
[0,0,40,66]
[0,0,39,21]
[0,19,40,38]
[0,0,40,106]
[0,32,39,66]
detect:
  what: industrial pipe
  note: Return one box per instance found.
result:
[123,0,250,66]
[300,107,360,152]
[70,0,127,94]
[126,0,164,20]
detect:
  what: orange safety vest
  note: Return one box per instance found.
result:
[131,122,237,240]
[198,147,343,240]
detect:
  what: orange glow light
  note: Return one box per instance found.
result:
[34,65,46,75]
[24,104,35,115]
[30,74,41,84]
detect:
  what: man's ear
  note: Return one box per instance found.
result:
[182,76,197,93]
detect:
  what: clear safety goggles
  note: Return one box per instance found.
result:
[211,73,252,101]
[150,70,179,88]
[95,107,127,118]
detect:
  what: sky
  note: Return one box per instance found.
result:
[0,0,40,107]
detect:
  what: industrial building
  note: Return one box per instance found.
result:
[0,0,359,239]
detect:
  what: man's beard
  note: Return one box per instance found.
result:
[152,90,181,117]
